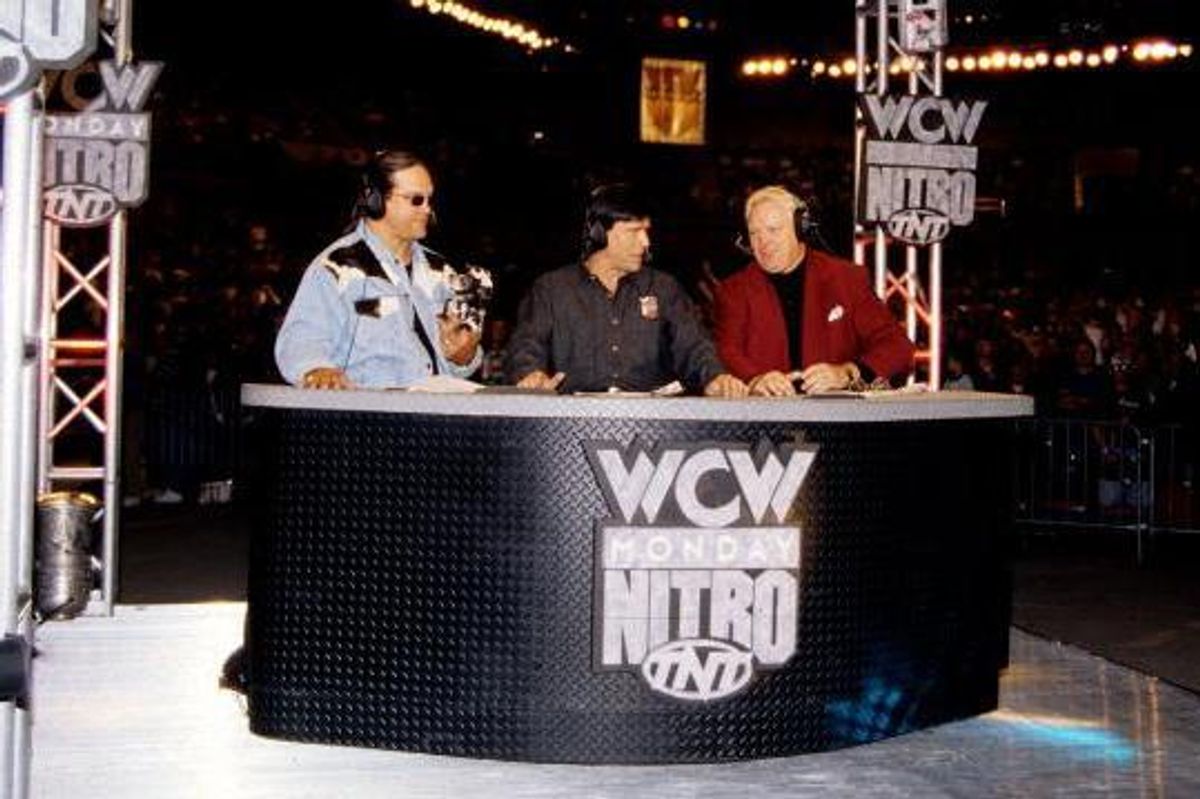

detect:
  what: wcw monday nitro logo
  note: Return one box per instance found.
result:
[586,440,817,701]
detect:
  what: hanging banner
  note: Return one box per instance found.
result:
[898,0,948,54]
[42,59,162,227]
[640,57,706,145]
[0,0,97,100]
[857,94,987,246]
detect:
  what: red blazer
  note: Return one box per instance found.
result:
[713,250,915,382]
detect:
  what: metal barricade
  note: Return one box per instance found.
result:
[1150,424,1200,535]
[1015,418,1200,562]
[144,369,243,504]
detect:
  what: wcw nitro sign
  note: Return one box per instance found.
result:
[857,94,988,246]
[42,60,162,226]
[586,440,816,701]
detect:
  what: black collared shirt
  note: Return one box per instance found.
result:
[506,263,726,393]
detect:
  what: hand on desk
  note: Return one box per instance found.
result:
[749,371,796,397]
[516,370,566,391]
[747,363,861,396]
[704,373,749,398]
[302,367,352,390]
[796,362,860,394]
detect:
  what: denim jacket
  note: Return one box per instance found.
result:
[275,221,481,388]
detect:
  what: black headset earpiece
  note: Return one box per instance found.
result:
[791,194,817,240]
[360,176,385,220]
[584,215,608,254]
[792,195,837,253]
[359,154,389,220]
[582,183,618,256]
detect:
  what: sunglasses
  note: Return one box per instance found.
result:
[392,191,433,208]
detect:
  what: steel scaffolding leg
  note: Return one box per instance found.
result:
[2,87,41,799]
[853,0,946,389]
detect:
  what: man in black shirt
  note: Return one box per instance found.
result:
[506,185,747,397]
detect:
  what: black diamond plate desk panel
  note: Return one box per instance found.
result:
[241,387,1030,763]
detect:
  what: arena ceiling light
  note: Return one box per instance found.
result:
[407,0,567,53]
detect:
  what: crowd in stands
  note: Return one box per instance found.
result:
[943,276,1200,425]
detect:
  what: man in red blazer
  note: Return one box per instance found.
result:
[713,186,915,395]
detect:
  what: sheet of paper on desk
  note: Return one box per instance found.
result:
[800,383,930,399]
[651,381,685,397]
[800,390,867,399]
[478,385,557,395]
[573,381,684,398]
[573,390,654,398]
[402,375,485,393]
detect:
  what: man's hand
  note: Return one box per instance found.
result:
[516,370,566,391]
[748,370,797,397]
[799,362,859,394]
[438,316,482,366]
[302,366,352,390]
[703,373,749,398]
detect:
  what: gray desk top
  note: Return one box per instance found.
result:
[241,384,1033,423]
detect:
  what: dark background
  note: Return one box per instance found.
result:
[124,0,1199,292]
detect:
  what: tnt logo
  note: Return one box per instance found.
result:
[43,185,117,224]
[641,639,755,700]
[887,208,951,245]
[586,439,817,701]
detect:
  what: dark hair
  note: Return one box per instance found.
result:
[582,183,651,258]
[355,149,428,219]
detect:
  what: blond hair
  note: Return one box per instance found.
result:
[744,185,806,223]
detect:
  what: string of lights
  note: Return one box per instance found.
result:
[406,0,567,53]
[741,38,1193,80]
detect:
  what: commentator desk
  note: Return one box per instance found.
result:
[240,385,1032,764]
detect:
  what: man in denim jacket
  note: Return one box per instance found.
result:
[275,150,481,389]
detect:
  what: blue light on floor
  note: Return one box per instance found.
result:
[982,713,1138,766]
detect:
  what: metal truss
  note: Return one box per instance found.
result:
[36,0,134,616]
[853,0,946,388]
